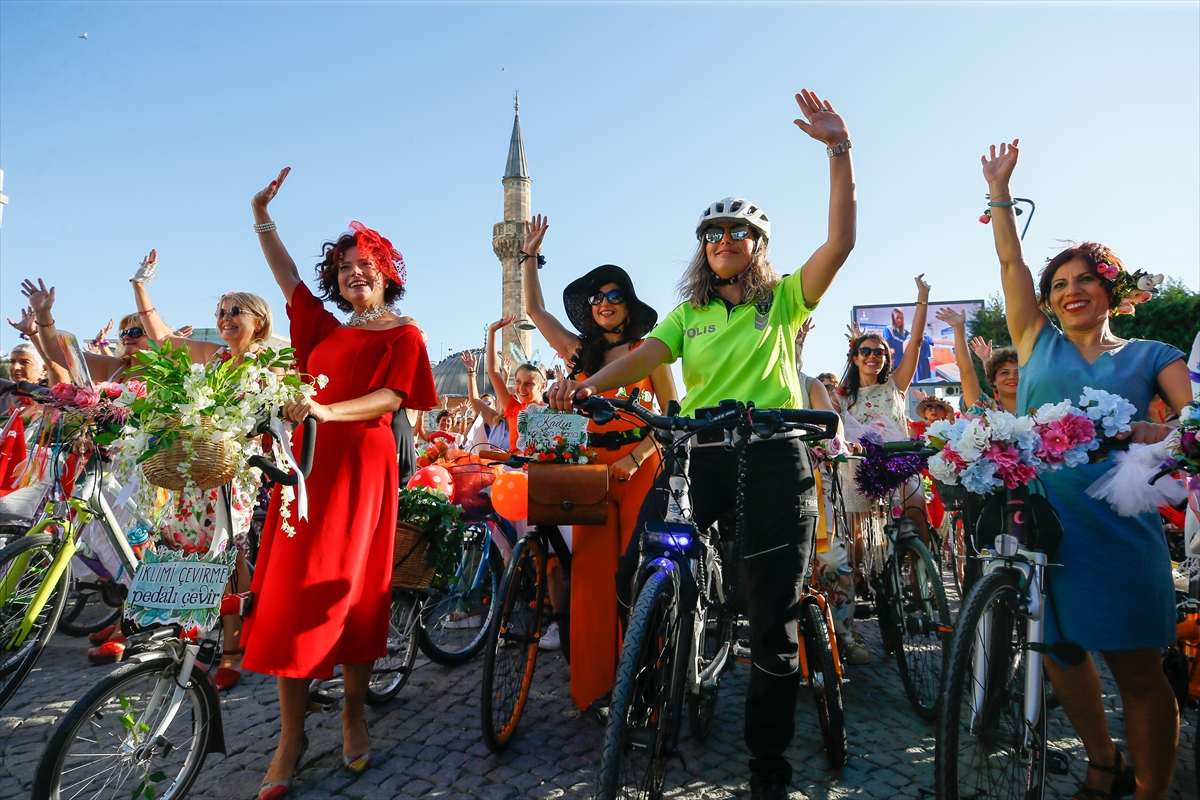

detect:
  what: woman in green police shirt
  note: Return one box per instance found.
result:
[548,88,855,800]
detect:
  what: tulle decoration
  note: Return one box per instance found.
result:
[349,221,406,287]
[1085,437,1188,517]
[854,434,928,501]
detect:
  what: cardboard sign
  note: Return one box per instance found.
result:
[515,408,589,453]
[125,550,234,631]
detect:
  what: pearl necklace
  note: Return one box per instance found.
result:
[343,304,396,327]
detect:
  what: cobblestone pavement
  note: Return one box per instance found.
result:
[2,616,1195,799]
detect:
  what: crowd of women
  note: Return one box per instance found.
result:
[1,89,1195,800]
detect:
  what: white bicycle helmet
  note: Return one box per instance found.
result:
[695,197,771,242]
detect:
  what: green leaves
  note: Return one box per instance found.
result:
[398,488,466,577]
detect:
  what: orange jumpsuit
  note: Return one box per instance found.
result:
[569,362,660,711]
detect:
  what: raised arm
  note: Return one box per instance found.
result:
[459,350,499,426]
[485,317,515,410]
[6,307,69,385]
[981,140,1045,357]
[129,250,221,362]
[251,168,302,304]
[936,307,984,410]
[519,215,581,361]
[891,275,930,391]
[20,278,123,381]
[792,89,856,307]
[545,338,672,411]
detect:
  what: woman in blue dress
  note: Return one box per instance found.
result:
[983,139,1190,799]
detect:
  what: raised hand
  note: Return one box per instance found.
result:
[845,321,863,342]
[911,388,928,402]
[20,279,55,316]
[252,167,291,212]
[981,140,1019,186]
[130,249,158,284]
[523,214,549,255]
[6,306,38,337]
[793,88,849,147]
[93,319,115,344]
[488,315,517,334]
[500,357,512,380]
[797,318,815,340]
[935,307,967,329]
[969,336,993,362]
[915,273,932,300]
[172,325,194,338]
[459,350,478,371]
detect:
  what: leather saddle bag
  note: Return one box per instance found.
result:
[527,463,609,526]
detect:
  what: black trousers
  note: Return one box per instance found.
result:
[616,436,818,784]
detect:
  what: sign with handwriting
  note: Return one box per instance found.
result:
[516,408,589,452]
[125,550,234,632]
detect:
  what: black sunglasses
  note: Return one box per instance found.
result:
[857,346,887,358]
[702,224,753,244]
[216,306,253,320]
[588,289,626,306]
[119,327,146,341]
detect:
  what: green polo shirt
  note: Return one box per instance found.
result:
[648,271,815,416]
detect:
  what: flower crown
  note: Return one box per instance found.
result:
[1055,242,1164,316]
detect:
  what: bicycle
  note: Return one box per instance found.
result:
[579,395,838,799]
[366,588,425,705]
[863,442,953,723]
[31,416,316,800]
[799,558,848,767]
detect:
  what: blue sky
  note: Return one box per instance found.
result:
[2,1,1197,381]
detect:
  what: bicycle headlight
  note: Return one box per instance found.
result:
[994,534,1020,558]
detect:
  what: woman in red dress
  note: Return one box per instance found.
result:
[241,168,436,800]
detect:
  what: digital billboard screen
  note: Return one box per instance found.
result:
[850,299,984,385]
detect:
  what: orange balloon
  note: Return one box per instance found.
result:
[490,470,528,521]
[408,465,455,502]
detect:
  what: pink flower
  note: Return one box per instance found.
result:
[74,387,100,407]
[998,462,1038,489]
[1040,428,1071,458]
[1116,299,1135,315]
[942,446,967,470]
[979,214,991,225]
[96,381,123,398]
[1132,290,1153,304]
[984,443,1021,471]
[1097,262,1119,280]
[125,379,148,399]
[1058,413,1095,446]
[51,383,78,403]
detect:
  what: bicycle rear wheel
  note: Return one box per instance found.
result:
[480,536,545,753]
[892,537,951,721]
[936,569,1048,800]
[366,590,420,706]
[32,654,214,800]
[58,577,122,637]
[0,533,70,710]
[597,568,685,800]
[802,601,847,767]
[418,531,502,666]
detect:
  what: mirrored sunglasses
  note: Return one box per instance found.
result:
[119,327,146,341]
[588,289,626,306]
[857,346,887,358]
[702,224,753,244]
[215,306,253,320]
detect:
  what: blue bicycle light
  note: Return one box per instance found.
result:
[645,522,696,553]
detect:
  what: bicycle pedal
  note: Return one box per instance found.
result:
[1045,748,1071,775]
[732,641,752,662]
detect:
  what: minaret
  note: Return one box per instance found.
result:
[492,93,534,362]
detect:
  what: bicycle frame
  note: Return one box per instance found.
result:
[797,590,843,682]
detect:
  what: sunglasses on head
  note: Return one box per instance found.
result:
[702,224,753,244]
[215,306,253,320]
[857,346,886,358]
[588,289,626,306]
[119,327,146,341]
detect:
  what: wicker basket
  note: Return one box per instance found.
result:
[392,521,436,589]
[141,416,238,492]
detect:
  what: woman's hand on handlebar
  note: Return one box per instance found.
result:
[283,395,332,424]
[546,377,593,411]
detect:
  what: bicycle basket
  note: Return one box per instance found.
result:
[141,416,238,491]
[392,521,436,589]
[447,461,496,517]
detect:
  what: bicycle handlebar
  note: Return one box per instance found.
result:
[575,393,839,443]
[248,416,317,486]
[881,440,938,457]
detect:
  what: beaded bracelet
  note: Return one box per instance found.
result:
[987,200,1018,208]
[90,339,111,348]
[253,221,277,233]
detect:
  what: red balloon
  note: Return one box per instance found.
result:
[490,470,528,521]
[408,465,455,502]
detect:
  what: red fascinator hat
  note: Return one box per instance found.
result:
[350,221,406,287]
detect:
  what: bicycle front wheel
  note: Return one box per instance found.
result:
[32,654,214,800]
[936,569,1048,800]
[892,537,951,721]
[481,536,545,753]
[418,534,503,666]
[597,568,685,800]
[802,601,847,768]
[366,590,421,706]
[0,533,70,710]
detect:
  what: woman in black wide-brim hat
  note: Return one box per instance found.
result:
[520,214,677,714]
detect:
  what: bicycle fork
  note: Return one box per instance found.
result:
[4,515,84,649]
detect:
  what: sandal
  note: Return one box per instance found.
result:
[1072,749,1135,800]
[213,646,244,692]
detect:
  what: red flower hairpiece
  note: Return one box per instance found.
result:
[349,221,406,287]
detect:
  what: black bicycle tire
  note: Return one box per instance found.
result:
[417,543,503,666]
[596,568,681,800]
[57,579,122,637]
[892,537,951,722]
[687,557,732,742]
[0,533,71,711]
[480,536,545,753]
[365,590,420,706]
[935,569,1048,800]
[802,601,848,768]
[32,654,214,800]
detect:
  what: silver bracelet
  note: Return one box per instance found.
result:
[253,221,277,233]
[826,139,852,158]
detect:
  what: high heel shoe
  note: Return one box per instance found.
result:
[341,719,372,775]
[257,733,308,800]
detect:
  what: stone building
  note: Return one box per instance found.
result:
[492,94,536,364]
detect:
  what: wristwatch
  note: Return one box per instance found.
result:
[826,140,852,158]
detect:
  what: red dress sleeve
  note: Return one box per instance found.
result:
[372,325,437,410]
[286,282,341,374]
